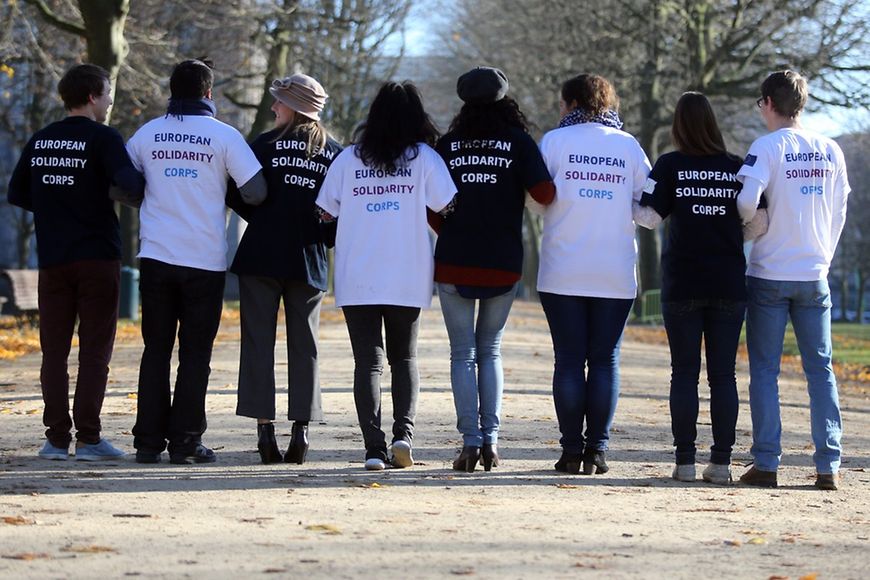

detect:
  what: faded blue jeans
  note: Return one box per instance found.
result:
[539,292,634,455]
[746,276,842,474]
[438,283,516,447]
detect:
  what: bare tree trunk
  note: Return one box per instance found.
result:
[78,0,129,98]
[857,272,867,325]
[838,271,850,321]
[634,0,665,302]
[247,30,292,141]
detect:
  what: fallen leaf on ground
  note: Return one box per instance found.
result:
[768,576,790,580]
[450,568,475,576]
[798,574,818,580]
[747,537,767,545]
[556,484,578,489]
[358,482,384,488]
[2,515,35,525]
[305,524,341,535]
[60,545,116,554]
[724,539,742,547]
[112,513,154,518]
[2,553,50,560]
[126,393,137,399]
[740,529,767,535]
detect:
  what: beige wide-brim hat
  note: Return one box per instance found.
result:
[269,73,328,121]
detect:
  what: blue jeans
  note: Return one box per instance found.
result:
[662,299,745,466]
[438,283,516,447]
[746,276,842,474]
[539,293,634,455]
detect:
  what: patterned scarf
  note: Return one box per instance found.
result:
[558,108,623,130]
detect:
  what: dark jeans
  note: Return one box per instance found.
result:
[38,259,120,447]
[539,292,633,455]
[236,275,324,421]
[342,305,421,461]
[662,299,745,465]
[132,258,225,455]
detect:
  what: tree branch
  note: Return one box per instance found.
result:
[23,0,87,36]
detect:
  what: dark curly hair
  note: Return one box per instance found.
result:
[447,96,531,138]
[353,81,439,172]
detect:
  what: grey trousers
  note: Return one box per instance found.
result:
[342,305,421,461]
[236,275,324,421]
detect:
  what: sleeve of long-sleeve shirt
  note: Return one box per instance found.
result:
[316,152,345,217]
[830,156,851,252]
[736,177,765,224]
[7,138,35,212]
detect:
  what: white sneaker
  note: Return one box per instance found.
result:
[390,440,413,468]
[702,463,732,485]
[365,458,386,471]
[672,464,696,482]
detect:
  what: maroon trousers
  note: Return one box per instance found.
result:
[38,259,120,446]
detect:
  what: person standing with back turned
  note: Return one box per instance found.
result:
[124,59,266,465]
[433,66,554,472]
[735,70,850,491]
[7,64,144,461]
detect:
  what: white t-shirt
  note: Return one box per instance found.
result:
[537,123,651,299]
[737,128,850,281]
[316,144,456,308]
[127,115,261,271]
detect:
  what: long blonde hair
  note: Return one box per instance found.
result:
[271,115,328,158]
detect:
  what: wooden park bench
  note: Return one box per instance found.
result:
[0,269,39,327]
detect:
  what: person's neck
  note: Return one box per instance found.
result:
[768,114,801,131]
[66,106,96,122]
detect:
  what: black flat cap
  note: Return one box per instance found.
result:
[457,66,509,104]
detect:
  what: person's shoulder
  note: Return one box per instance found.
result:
[721,151,743,170]
[90,120,124,140]
[254,127,280,144]
[750,130,786,149]
[417,142,443,161]
[206,116,246,137]
[329,145,357,167]
[505,126,537,147]
[325,136,343,151]
[130,116,164,137]
[651,150,680,169]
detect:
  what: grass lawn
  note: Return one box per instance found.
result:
[781,322,870,366]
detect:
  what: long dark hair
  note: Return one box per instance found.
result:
[448,96,530,138]
[353,81,439,172]
[671,92,726,156]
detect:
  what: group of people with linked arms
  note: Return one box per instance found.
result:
[8,57,849,491]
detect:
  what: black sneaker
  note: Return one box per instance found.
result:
[135,450,162,464]
[169,444,216,465]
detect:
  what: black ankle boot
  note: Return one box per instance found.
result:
[257,423,282,464]
[284,422,309,464]
[582,449,609,474]
[452,446,481,473]
[554,451,583,474]
[481,443,499,471]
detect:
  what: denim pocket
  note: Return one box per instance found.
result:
[747,277,781,306]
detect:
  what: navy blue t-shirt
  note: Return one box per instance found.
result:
[228,127,342,290]
[434,126,551,278]
[7,116,137,268]
[640,151,747,302]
